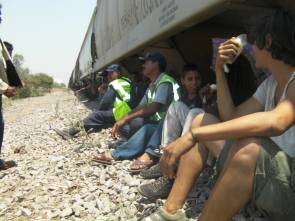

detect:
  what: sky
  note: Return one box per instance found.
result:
[0,0,96,84]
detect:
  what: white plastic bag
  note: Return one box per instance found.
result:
[224,34,247,73]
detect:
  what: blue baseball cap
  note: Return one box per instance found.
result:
[139,52,167,71]
[106,64,122,73]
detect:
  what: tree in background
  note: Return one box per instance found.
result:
[12,54,64,99]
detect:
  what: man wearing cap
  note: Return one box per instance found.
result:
[93,52,180,164]
[112,52,180,138]
[55,64,133,139]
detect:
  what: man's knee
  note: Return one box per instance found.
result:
[179,143,207,165]
[191,112,219,129]
[229,138,260,170]
[191,113,205,128]
[167,101,186,116]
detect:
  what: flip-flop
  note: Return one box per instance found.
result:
[92,152,115,165]
[128,159,155,174]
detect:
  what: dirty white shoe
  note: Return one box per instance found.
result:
[141,207,189,221]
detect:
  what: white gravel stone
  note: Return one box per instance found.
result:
[0,203,6,211]
[47,210,60,219]
[60,207,74,218]
[16,207,32,217]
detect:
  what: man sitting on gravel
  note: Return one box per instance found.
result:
[55,64,134,139]
[93,52,180,164]
[142,10,295,221]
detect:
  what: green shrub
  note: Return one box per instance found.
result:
[12,54,60,99]
[53,82,66,88]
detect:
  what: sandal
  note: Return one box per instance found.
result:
[128,159,155,174]
[0,159,17,170]
[92,152,115,165]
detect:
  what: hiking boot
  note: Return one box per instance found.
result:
[138,176,173,200]
[0,159,17,170]
[140,163,162,179]
[141,207,188,221]
[54,127,81,140]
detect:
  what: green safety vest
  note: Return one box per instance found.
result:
[109,77,132,121]
[147,73,180,122]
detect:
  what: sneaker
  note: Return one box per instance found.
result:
[141,207,188,221]
[140,163,162,179]
[107,138,126,149]
[0,159,17,170]
[138,176,173,201]
[54,127,81,140]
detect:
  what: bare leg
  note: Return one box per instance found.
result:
[137,153,153,161]
[164,143,208,213]
[163,113,224,213]
[199,138,260,221]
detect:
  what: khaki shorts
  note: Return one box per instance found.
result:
[216,138,295,221]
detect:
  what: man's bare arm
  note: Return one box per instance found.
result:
[215,39,263,121]
[130,105,145,113]
[193,82,295,142]
[123,103,162,123]
[216,67,263,121]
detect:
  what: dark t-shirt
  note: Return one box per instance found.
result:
[97,86,116,110]
[179,91,203,109]
[129,81,149,108]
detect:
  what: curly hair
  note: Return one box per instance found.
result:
[248,10,295,67]
[227,54,257,106]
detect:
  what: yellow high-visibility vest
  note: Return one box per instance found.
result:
[109,77,132,121]
[147,73,180,122]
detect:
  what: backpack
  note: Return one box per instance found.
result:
[128,81,149,108]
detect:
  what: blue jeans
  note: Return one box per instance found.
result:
[83,109,115,132]
[119,117,145,139]
[112,120,163,160]
[145,120,164,158]
[0,96,4,154]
